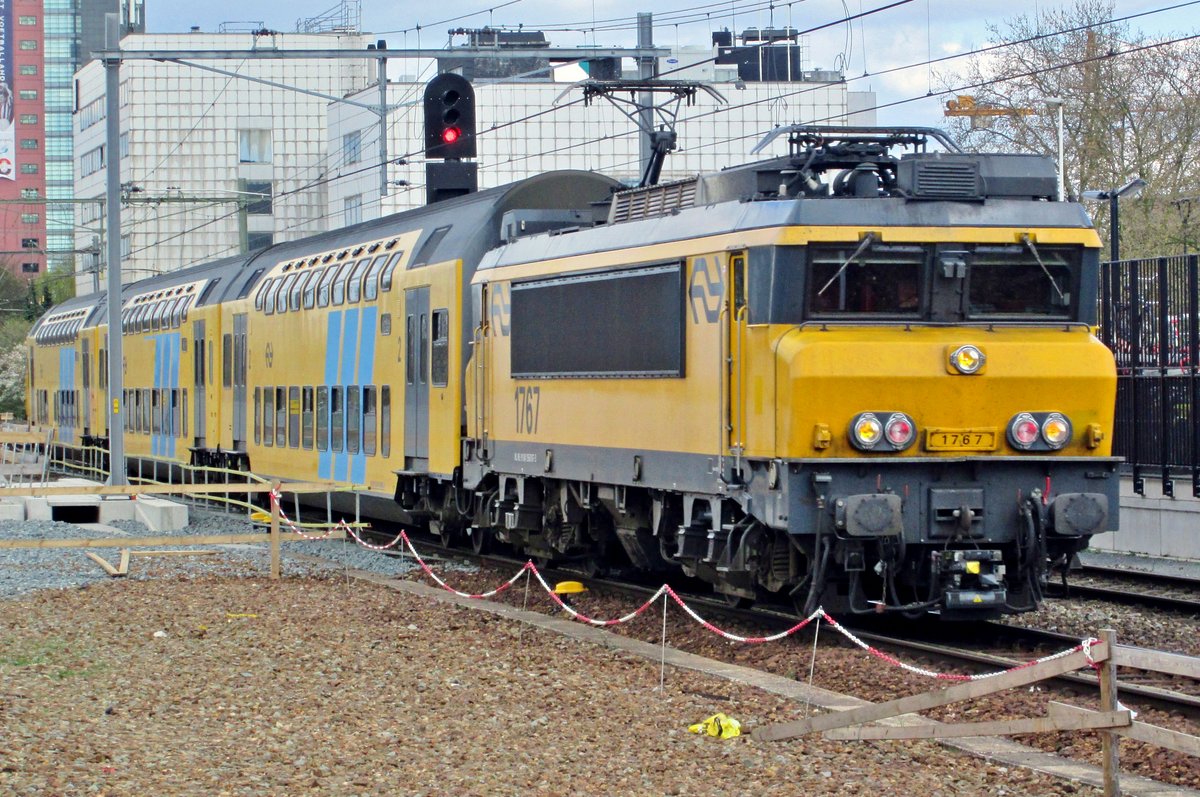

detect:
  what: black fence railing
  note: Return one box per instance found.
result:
[1099,254,1200,497]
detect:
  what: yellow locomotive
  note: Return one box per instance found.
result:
[28,127,1117,618]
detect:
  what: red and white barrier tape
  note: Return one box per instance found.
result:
[268,490,336,541]
[328,526,1103,683]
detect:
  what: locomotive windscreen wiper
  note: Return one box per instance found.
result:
[1020,233,1066,304]
[817,232,878,296]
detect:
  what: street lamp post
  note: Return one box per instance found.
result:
[1083,177,1147,262]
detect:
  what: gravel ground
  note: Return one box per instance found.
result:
[0,511,1193,794]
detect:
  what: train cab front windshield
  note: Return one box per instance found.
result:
[804,241,1084,323]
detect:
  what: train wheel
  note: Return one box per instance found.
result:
[721,591,754,609]
[468,527,491,555]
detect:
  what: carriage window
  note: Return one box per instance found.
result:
[346,386,361,454]
[263,278,284,315]
[302,386,314,449]
[181,296,194,324]
[363,386,377,455]
[255,280,270,311]
[316,386,329,451]
[277,273,298,314]
[263,387,274,446]
[170,297,186,328]
[317,265,338,307]
[331,263,351,306]
[288,273,306,312]
[808,245,925,316]
[431,309,449,387]
[330,387,344,452]
[254,387,261,444]
[141,389,151,432]
[222,334,233,387]
[380,251,403,291]
[302,271,318,309]
[363,255,387,301]
[171,389,180,437]
[346,259,370,304]
[288,386,300,448]
[380,386,391,458]
[274,387,286,447]
[967,246,1076,318]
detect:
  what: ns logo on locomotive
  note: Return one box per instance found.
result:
[27,122,1117,620]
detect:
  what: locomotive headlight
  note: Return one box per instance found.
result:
[884,413,916,450]
[949,344,986,375]
[1009,413,1040,449]
[1041,413,1072,449]
[851,413,883,449]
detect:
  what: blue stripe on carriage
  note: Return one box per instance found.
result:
[319,312,343,480]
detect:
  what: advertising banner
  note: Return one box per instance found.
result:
[0,0,15,181]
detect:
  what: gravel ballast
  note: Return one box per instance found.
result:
[1,571,1104,796]
[0,510,1193,794]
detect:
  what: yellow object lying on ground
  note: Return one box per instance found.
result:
[688,713,741,739]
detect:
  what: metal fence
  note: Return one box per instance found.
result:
[1099,254,1200,497]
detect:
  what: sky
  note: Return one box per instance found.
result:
[143,0,1200,128]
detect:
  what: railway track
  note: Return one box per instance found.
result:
[369,532,1200,720]
[1047,563,1200,614]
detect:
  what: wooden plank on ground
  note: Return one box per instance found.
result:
[1113,645,1200,679]
[118,549,130,575]
[85,551,123,577]
[824,709,1131,741]
[0,530,345,550]
[1050,702,1200,757]
[0,480,339,498]
[752,641,1109,742]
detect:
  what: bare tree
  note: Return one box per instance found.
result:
[940,0,1200,257]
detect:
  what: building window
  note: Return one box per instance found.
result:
[19,114,37,125]
[20,188,38,199]
[21,238,39,249]
[246,232,273,250]
[19,139,37,150]
[18,15,36,25]
[343,130,361,165]
[20,213,38,223]
[18,40,37,51]
[344,194,362,226]
[19,65,37,76]
[81,145,105,177]
[239,179,272,215]
[20,164,37,174]
[18,90,37,101]
[238,129,272,163]
[21,263,39,274]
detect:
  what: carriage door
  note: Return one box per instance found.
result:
[193,320,206,449]
[724,252,748,465]
[232,313,248,450]
[404,287,429,466]
[81,339,91,437]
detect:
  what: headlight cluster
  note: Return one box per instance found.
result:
[849,412,916,452]
[1007,412,1072,451]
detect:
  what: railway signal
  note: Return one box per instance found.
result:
[424,73,476,160]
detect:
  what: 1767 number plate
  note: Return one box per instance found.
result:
[925,428,998,451]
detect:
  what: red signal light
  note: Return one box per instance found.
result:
[441,127,461,145]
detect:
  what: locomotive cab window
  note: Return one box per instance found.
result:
[966,245,1077,319]
[808,244,925,317]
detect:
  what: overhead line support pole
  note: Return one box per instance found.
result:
[103,13,125,486]
[637,13,655,180]
[378,52,388,198]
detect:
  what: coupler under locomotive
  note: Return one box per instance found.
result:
[782,460,1118,620]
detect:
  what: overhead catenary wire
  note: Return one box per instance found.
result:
[121,2,1197,268]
